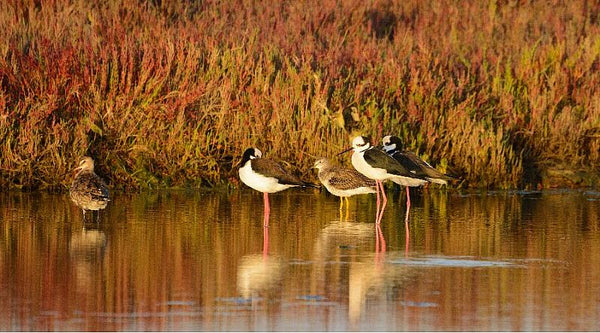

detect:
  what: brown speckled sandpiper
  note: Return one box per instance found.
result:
[313,158,376,211]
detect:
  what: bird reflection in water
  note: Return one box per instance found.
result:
[236,225,284,302]
[348,221,416,329]
[403,207,410,257]
[377,195,411,258]
[69,223,107,293]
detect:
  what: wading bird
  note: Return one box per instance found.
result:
[339,136,426,222]
[381,135,456,186]
[313,158,376,216]
[70,156,110,221]
[380,135,455,210]
[239,148,318,226]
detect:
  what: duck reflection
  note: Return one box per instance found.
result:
[236,227,285,301]
[69,224,107,292]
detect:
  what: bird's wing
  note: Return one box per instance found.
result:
[390,151,427,177]
[403,152,455,180]
[74,173,110,201]
[364,149,420,178]
[327,167,376,190]
[252,158,306,186]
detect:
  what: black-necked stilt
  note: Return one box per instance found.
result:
[69,156,110,221]
[339,136,427,222]
[313,158,376,213]
[239,147,317,226]
[382,135,456,185]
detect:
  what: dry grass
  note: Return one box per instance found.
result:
[1,0,599,190]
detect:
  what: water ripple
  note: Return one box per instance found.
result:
[391,256,527,268]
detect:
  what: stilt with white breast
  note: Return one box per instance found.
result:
[313,158,376,214]
[382,135,456,186]
[239,148,318,226]
[339,136,427,222]
[69,156,110,221]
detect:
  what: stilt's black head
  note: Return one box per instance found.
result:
[382,135,403,153]
[241,148,262,165]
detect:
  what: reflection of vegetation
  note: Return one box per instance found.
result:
[0,190,599,330]
[1,1,599,190]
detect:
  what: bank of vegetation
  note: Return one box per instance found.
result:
[1,0,599,190]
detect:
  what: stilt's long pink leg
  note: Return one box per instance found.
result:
[405,186,411,210]
[375,180,381,222]
[376,181,388,224]
[380,181,388,204]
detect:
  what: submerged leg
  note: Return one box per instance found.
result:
[263,192,270,227]
[376,222,386,254]
[375,222,386,268]
[263,224,270,258]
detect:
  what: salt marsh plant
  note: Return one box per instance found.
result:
[1,0,599,190]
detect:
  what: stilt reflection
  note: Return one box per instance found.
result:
[237,224,284,302]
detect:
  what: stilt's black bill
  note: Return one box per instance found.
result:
[337,147,353,156]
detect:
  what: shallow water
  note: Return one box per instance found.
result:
[0,189,599,331]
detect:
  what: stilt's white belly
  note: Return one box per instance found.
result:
[352,152,427,187]
[351,152,389,180]
[239,163,296,193]
[390,175,428,187]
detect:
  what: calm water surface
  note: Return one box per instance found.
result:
[1,189,599,331]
